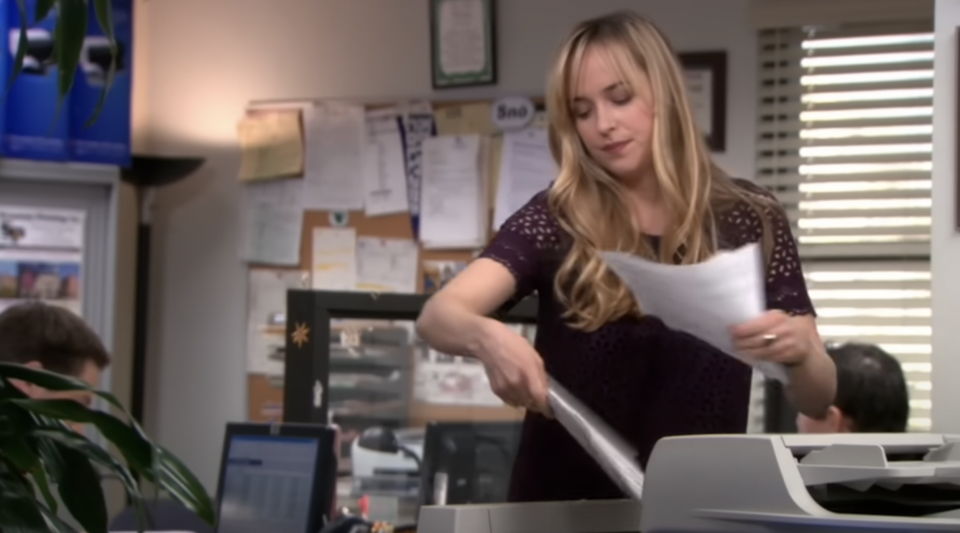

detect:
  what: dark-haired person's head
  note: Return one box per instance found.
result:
[797,342,909,433]
[0,301,110,430]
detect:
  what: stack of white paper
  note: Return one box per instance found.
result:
[600,244,789,383]
[419,134,489,249]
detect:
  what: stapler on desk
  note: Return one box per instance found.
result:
[418,433,960,533]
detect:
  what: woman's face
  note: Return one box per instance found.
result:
[571,44,656,182]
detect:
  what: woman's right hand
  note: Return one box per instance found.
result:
[477,320,552,416]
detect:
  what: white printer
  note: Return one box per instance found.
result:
[418,433,960,532]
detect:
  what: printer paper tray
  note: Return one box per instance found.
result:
[799,463,960,487]
[697,509,960,531]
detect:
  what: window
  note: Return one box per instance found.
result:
[756,21,933,431]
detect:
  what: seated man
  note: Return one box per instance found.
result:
[0,301,111,430]
[797,342,909,433]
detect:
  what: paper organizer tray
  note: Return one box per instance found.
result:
[796,438,960,489]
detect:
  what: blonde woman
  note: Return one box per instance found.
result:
[416,11,836,502]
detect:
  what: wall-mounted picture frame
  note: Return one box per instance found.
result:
[678,51,728,152]
[429,0,497,89]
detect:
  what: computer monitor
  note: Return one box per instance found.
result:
[214,422,337,533]
[417,421,523,506]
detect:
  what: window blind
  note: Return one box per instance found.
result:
[756,21,933,431]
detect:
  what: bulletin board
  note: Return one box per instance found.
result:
[245,97,545,427]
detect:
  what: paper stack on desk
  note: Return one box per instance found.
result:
[600,243,789,384]
[548,378,645,500]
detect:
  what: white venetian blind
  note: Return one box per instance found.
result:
[756,21,933,431]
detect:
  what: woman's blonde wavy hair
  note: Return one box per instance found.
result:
[546,11,778,331]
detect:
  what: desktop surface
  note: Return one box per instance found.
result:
[217,435,320,533]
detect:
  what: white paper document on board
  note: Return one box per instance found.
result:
[302,103,366,211]
[419,134,486,249]
[493,128,558,230]
[363,108,409,217]
[600,243,789,383]
[356,237,418,293]
[311,227,357,290]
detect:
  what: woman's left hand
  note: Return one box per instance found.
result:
[729,310,813,367]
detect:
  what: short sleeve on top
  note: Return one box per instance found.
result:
[726,179,816,317]
[763,202,816,316]
[478,190,561,304]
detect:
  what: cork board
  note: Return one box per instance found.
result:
[247,97,544,426]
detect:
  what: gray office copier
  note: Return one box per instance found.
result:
[417,433,960,532]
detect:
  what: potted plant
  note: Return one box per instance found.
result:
[0,362,216,533]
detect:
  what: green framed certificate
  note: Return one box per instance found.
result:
[429,0,497,89]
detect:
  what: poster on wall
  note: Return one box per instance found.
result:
[0,205,85,316]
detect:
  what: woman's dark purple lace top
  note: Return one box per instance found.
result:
[478,179,816,503]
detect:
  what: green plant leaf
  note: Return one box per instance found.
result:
[36,500,83,533]
[7,397,153,466]
[0,367,216,525]
[53,442,109,533]
[31,427,141,499]
[5,0,31,99]
[31,461,60,516]
[0,469,50,533]
[0,434,39,471]
[35,0,56,21]
[53,0,88,119]
[6,397,216,524]
[89,0,118,126]
[0,363,145,432]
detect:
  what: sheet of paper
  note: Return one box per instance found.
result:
[486,135,504,209]
[240,204,302,266]
[356,237,418,293]
[600,244,788,383]
[236,110,304,182]
[363,108,410,216]
[243,177,304,209]
[399,101,435,219]
[246,270,306,376]
[302,103,366,210]
[434,102,497,136]
[312,227,357,290]
[418,135,485,249]
[493,128,558,229]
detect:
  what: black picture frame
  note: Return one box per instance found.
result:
[282,290,537,424]
[678,51,728,152]
[429,0,498,89]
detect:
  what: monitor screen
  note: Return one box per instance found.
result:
[217,435,320,533]
[418,421,522,506]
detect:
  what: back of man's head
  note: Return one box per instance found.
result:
[0,301,110,377]
[830,342,909,432]
[798,342,909,434]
